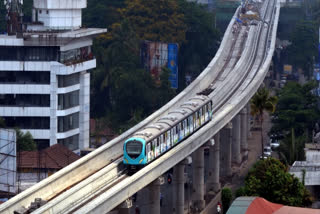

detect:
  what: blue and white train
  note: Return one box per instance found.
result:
[123,94,213,173]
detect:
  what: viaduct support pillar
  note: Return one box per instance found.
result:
[173,158,189,214]
[192,147,205,211]
[240,107,248,161]
[247,103,252,138]
[220,122,232,177]
[117,199,132,214]
[207,133,221,193]
[148,177,164,214]
[232,115,241,165]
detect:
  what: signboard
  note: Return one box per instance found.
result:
[167,44,178,89]
[141,41,179,89]
[283,64,292,74]
[0,129,16,194]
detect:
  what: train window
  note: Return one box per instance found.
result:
[156,138,160,157]
[190,116,193,133]
[209,101,212,111]
[194,114,197,129]
[160,135,165,153]
[166,130,171,149]
[152,140,156,160]
[204,105,208,121]
[174,126,178,144]
[202,106,205,121]
[180,122,184,138]
[147,143,151,162]
[126,140,142,159]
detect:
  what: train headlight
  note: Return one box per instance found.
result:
[124,158,128,163]
[139,158,144,164]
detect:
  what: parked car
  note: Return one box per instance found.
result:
[263,146,272,157]
[269,139,280,149]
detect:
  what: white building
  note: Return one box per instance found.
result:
[0,0,107,151]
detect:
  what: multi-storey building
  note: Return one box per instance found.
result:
[0,0,107,151]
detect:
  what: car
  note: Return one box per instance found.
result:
[270,139,280,149]
[263,146,272,157]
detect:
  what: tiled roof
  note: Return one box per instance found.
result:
[18,144,80,169]
[227,197,319,214]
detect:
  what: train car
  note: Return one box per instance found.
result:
[123,95,213,173]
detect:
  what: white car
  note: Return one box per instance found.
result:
[270,139,280,149]
[263,146,272,157]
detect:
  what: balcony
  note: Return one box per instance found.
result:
[51,58,96,75]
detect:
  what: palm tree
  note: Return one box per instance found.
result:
[250,87,278,156]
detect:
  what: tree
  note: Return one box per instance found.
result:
[15,129,36,151]
[243,158,313,207]
[271,81,319,164]
[288,20,318,78]
[250,87,278,156]
[177,0,220,88]
[221,187,232,214]
[119,0,187,43]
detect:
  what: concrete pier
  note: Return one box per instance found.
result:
[148,177,164,214]
[192,147,205,211]
[207,133,221,192]
[117,199,132,214]
[232,115,241,165]
[241,107,248,161]
[173,159,189,214]
[220,122,233,177]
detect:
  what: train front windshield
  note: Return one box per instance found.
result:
[126,140,143,159]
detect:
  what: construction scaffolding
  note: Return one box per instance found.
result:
[0,129,16,198]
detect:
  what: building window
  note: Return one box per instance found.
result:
[58,112,79,133]
[58,90,79,110]
[57,73,80,88]
[0,71,50,84]
[0,94,50,107]
[3,117,50,129]
[0,46,59,61]
[58,134,79,151]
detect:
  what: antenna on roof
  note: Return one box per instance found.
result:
[4,0,24,36]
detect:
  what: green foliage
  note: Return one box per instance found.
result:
[16,129,36,151]
[83,0,125,29]
[243,158,312,207]
[235,186,247,198]
[271,81,319,165]
[178,0,220,87]
[288,20,318,78]
[271,81,319,139]
[221,187,232,214]
[119,0,187,43]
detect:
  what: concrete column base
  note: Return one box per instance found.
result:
[193,199,206,211]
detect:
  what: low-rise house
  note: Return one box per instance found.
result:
[17,144,80,192]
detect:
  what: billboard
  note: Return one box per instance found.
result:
[0,129,16,194]
[141,41,179,89]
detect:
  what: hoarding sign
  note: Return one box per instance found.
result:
[167,43,178,89]
[141,41,179,89]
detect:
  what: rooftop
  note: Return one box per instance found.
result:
[227,197,319,214]
[18,144,80,169]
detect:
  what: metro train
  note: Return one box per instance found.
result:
[123,94,213,173]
